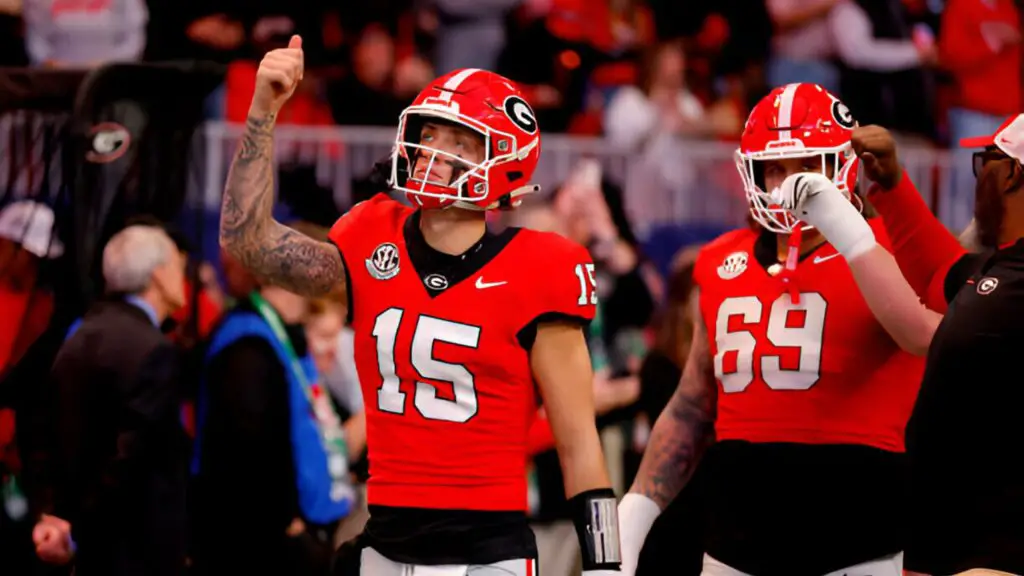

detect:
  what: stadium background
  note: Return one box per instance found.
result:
[0,0,1016,574]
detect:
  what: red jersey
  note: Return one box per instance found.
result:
[693,219,922,452]
[328,194,596,512]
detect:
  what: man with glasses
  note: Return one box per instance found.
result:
[772,114,1024,575]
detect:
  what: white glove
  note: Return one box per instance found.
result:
[772,172,877,260]
[616,493,662,576]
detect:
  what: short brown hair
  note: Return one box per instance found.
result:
[309,296,345,318]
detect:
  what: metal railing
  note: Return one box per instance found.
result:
[197,122,976,238]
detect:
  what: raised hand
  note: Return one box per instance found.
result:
[251,35,304,117]
[851,125,902,190]
[774,172,877,260]
[772,171,837,224]
[33,514,73,565]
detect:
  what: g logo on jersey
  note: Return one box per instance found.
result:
[503,95,538,134]
[424,274,449,290]
[718,251,748,280]
[831,100,855,130]
[366,242,400,280]
[977,276,999,295]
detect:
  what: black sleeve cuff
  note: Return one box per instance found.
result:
[516,312,592,350]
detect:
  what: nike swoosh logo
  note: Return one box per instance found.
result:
[813,253,842,264]
[475,277,507,289]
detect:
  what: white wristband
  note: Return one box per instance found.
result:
[803,187,877,261]
[618,493,662,572]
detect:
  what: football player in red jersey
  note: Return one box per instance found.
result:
[616,83,947,576]
[219,36,622,575]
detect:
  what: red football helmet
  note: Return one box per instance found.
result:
[735,82,861,234]
[389,68,542,211]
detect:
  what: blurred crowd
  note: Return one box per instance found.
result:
[0,0,1017,146]
[0,0,1021,574]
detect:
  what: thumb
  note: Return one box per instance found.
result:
[34,528,55,544]
[860,151,877,167]
[288,35,302,50]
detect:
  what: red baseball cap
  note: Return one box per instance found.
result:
[960,114,1024,154]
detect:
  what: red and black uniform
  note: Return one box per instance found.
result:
[327,194,596,565]
[870,174,1024,574]
[692,209,925,575]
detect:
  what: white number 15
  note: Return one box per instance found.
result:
[574,263,597,306]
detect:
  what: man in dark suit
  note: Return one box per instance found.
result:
[35,224,188,576]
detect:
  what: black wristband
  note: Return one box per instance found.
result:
[568,488,621,571]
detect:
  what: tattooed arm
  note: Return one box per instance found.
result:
[618,289,716,574]
[631,289,716,506]
[220,113,346,297]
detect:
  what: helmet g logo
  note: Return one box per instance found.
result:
[503,96,538,134]
[831,100,855,130]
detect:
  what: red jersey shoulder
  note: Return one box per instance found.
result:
[694,228,759,288]
[328,193,412,247]
[509,229,597,323]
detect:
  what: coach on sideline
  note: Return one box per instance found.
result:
[902,114,1024,576]
[36,224,188,576]
[773,116,1024,575]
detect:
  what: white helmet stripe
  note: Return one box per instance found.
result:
[776,83,799,141]
[438,68,481,102]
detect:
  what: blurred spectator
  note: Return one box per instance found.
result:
[121,215,223,343]
[0,403,33,575]
[219,248,259,303]
[178,10,245,63]
[605,40,724,152]
[543,0,653,57]
[830,0,937,135]
[23,0,148,68]
[289,220,365,460]
[632,246,700,454]
[0,0,28,66]
[425,0,522,75]
[191,281,352,576]
[171,2,326,64]
[305,296,371,548]
[169,1,330,119]
[42,225,188,576]
[0,201,62,382]
[551,163,655,360]
[329,23,423,126]
[765,0,841,93]
[633,246,708,576]
[831,0,936,72]
[305,298,365,465]
[500,0,656,132]
[339,0,415,39]
[291,218,369,550]
[549,167,652,496]
[939,0,1020,218]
